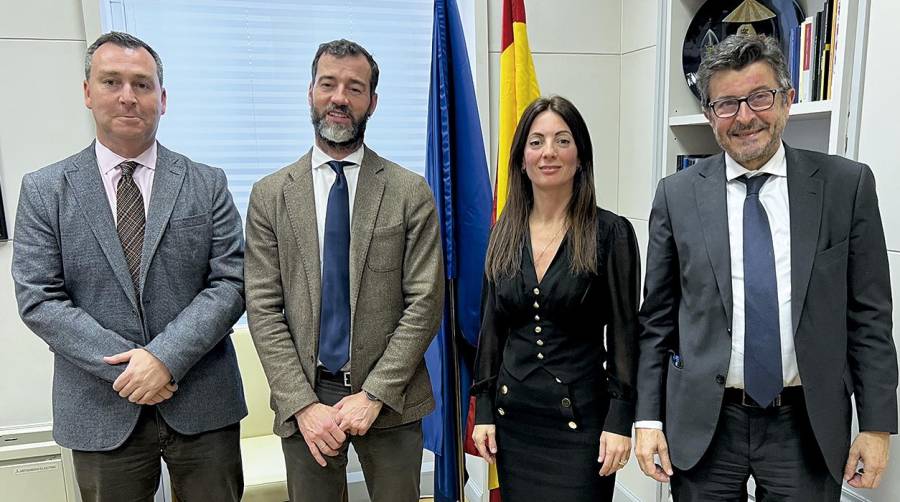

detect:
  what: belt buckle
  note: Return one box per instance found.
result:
[741,390,781,408]
[343,372,351,387]
[740,390,756,407]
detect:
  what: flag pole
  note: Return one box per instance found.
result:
[447,279,467,501]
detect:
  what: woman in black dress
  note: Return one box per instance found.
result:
[471,95,641,501]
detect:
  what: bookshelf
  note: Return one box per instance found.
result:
[654,0,866,178]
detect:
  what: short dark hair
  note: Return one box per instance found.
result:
[697,34,791,108]
[311,39,379,94]
[85,31,164,85]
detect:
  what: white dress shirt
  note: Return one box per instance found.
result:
[635,142,800,431]
[310,144,364,372]
[95,140,156,223]
[724,142,800,390]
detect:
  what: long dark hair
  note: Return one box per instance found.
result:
[485,95,598,282]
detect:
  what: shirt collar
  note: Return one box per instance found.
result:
[725,141,786,181]
[95,139,158,176]
[311,143,365,171]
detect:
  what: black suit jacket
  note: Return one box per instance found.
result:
[636,145,897,482]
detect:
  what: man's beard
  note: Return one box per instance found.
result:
[717,117,782,166]
[311,103,369,150]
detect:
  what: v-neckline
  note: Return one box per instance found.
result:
[526,229,567,286]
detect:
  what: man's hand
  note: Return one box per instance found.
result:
[844,431,890,489]
[472,424,497,464]
[141,382,179,405]
[105,349,173,404]
[635,427,673,482]
[334,391,383,436]
[295,403,347,467]
[598,431,632,476]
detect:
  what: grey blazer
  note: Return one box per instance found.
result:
[637,145,897,482]
[12,143,247,451]
[245,147,444,437]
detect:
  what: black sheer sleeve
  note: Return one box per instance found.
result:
[471,273,507,425]
[601,216,642,436]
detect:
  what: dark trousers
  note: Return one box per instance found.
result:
[72,407,243,502]
[282,377,424,502]
[671,399,841,502]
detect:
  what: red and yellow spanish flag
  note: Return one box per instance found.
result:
[486,3,540,498]
[494,0,541,221]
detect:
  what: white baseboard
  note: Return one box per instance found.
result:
[840,487,872,502]
[465,481,484,502]
[614,481,643,502]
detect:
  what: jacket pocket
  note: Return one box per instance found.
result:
[815,239,849,268]
[366,223,404,272]
[169,212,210,230]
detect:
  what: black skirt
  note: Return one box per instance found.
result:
[493,365,616,502]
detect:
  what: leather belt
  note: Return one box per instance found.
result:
[317,367,351,387]
[723,386,804,408]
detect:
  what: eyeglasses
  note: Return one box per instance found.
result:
[707,89,783,118]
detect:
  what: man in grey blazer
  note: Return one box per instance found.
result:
[12,32,246,501]
[635,35,897,500]
[245,39,443,502]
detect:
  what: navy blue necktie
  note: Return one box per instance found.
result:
[740,173,783,407]
[319,160,353,374]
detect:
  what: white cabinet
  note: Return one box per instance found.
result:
[0,430,69,502]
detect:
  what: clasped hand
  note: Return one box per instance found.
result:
[105,348,176,405]
[296,391,383,467]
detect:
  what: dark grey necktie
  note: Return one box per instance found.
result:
[117,161,145,293]
[740,173,782,407]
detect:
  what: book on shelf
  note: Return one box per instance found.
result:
[676,154,713,172]
[827,0,841,100]
[799,17,812,103]
[789,25,800,103]
[790,1,840,104]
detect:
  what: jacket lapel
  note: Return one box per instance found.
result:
[785,146,823,336]
[349,147,386,323]
[694,154,734,327]
[283,152,322,329]
[65,143,139,307]
[140,144,186,296]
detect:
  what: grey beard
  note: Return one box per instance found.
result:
[317,120,355,143]
[311,108,369,149]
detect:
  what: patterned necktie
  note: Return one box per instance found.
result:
[740,173,783,407]
[318,160,353,373]
[117,161,145,294]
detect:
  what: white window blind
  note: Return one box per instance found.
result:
[103,0,434,221]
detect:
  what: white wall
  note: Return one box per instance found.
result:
[0,0,95,432]
[616,0,660,499]
[853,0,900,500]
[485,0,623,211]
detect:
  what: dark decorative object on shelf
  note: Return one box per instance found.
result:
[682,0,804,100]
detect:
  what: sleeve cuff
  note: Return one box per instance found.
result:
[474,393,495,425]
[603,398,636,436]
[634,420,663,430]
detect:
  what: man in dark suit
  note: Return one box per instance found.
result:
[635,34,897,500]
[244,39,443,502]
[12,32,246,501]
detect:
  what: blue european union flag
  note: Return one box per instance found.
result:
[423,0,492,500]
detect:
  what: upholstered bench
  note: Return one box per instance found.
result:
[232,330,289,502]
